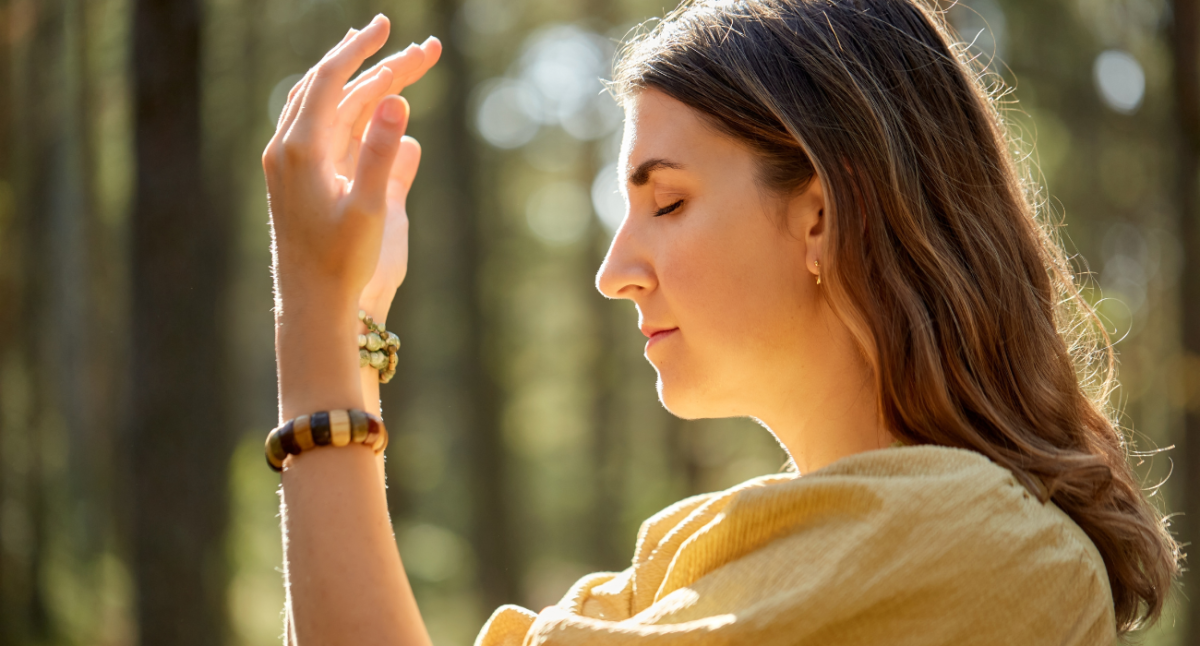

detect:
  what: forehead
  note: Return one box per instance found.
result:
[620,89,721,170]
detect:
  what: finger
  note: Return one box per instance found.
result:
[295,15,392,140]
[335,67,394,154]
[344,47,426,140]
[408,36,442,84]
[343,42,423,96]
[390,136,422,195]
[349,37,441,140]
[387,37,441,91]
[349,96,409,217]
[277,72,317,136]
[276,28,355,127]
[275,28,358,133]
[376,37,441,99]
[320,25,364,65]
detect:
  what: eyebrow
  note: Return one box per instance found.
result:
[627,158,685,187]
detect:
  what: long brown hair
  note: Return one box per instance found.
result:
[613,0,1179,633]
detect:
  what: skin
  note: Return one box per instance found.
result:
[265,16,894,645]
[595,89,898,473]
[264,15,439,645]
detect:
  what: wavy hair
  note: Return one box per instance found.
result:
[613,0,1180,633]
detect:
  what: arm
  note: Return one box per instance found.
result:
[263,15,440,645]
[277,295,423,646]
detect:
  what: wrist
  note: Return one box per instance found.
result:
[275,289,364,422]
[357,294,393,326]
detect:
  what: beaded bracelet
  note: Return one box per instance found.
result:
[265,408,389,472]
[358,310,400,384]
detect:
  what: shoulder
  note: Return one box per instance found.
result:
[730,445,1117,640]
[793,445,1112,584]
[477,446,1117,645]
[614,445,1115,643]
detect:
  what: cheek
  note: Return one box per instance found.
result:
[661,217,805,348]
[651,212,807,415]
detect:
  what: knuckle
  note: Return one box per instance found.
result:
[342,199,375,222]
[287,79,304,101]
[314,60,339,81]
[361,136,394,159]
[345,195,381,220]
[261,145,277,172]
[280,135,310,163]
[284,75,309,105]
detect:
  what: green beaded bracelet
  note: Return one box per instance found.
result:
[358,310,400,384]
[265,409,388,472]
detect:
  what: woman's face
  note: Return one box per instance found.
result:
[596,89,827,420]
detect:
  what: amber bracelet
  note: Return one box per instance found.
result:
[264,408,389,472]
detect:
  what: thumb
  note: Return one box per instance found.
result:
[391,135,422,193]
[350,95,409,215]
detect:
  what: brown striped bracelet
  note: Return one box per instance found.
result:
[264,409,388,472]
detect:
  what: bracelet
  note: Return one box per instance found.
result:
[358,310,400,383]
[265,408,389,472]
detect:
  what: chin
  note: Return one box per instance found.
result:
[655,373,716,420]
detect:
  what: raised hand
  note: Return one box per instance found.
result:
[264,15,439,321]
[263,14,439,420]
[335,37,441,319]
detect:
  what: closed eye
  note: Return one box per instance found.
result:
[654,199,684,217]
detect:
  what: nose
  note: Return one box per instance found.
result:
[595,218,656,300]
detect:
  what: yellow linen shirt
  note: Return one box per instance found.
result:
[475,445,1115,645]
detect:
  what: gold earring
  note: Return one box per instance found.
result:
[815,259,821,285]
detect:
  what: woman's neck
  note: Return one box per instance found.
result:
[754,312,897,475]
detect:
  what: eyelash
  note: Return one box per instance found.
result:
[654,199,684,217]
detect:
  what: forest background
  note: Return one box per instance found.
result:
[1,0,1198,644]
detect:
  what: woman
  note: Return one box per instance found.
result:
[261,0,1180,644]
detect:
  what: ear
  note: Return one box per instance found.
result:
[785,176,826,280]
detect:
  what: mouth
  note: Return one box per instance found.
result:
[642,327,678,349]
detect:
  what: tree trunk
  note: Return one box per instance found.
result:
[587,222,627,571]
[130,0,233,643]
[7,0,69,640]
[0,0,19,638]
[427,0,521,610]
[1170,0,1200,640]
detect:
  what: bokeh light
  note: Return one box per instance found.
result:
[1094,49,1146,114]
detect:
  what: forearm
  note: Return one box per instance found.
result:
[277,291,428,646]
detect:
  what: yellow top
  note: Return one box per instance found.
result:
[475,445,1116,646]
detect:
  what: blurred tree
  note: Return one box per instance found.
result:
[2,0,56,640]
[130,0,233,644]
[426,0,521,611]
[575,0,624,574]
[0,0,14,634]
[1169,0,1199,639]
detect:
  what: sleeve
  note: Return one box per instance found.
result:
[476,466,1115,646]
[473,500,1116,646]
[474,571,633,646]
[473,490,727,646]
[473,605,536,646]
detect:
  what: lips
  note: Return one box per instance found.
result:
[640,325,678,339]
[642,326,678,350]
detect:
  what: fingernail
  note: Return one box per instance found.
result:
[421,35,435,47]
[380,97,402,124]
[371,13,385,26]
